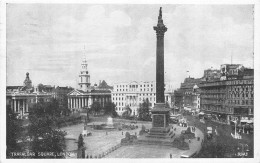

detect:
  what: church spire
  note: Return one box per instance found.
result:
[79,46,90,92]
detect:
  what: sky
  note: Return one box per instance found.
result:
[6,4,254,89]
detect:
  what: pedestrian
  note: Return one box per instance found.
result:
[170,154,172,158]
[189,139,191,143]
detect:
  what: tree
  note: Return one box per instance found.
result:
[103,102,117,117]
[122,105,132,119]
[77,134,85,158]
[90,101,101,115]
[6,105,22,158]
[28,99,66,158]
[124,105,132,115]
[78,134,84,149]
[37,83,44,92]
[137,98,152,121]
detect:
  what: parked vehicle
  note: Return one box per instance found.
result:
[207,127,213,139]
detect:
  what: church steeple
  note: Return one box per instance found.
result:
[78,47,90,92]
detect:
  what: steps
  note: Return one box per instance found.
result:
[137,137,174,146]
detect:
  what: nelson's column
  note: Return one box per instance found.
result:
[144,7,173,142]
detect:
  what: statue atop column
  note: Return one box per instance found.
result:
[157,7,165,27]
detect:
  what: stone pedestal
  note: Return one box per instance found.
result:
[138,103,174,146]
[148,103,172,138]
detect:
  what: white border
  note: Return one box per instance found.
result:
[0,0,260,163]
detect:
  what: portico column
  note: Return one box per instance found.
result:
[78,97,81,108]
[14,99,17,113]
[26,99,28,112]
[79,97,81,108]
[70,98,72,109]
[68,98,70,109]
[17,100,20,114]
[11,99,14,112]
[88,96,92,106]
[85,98,87,107]
[23,99,25,116]
[73,98,76,108]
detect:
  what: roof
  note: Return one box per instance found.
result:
[151,103,171,113]
[97,80,113,89]
[7,86,22,89]
[91,89,111,93]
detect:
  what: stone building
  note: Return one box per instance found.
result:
[111,81,174,116]
[200,64,254,125]
[6,73,52,119]
[178,77,202,112]
[67,57,111,111]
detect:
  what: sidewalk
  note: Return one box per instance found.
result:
[105,124,204,158]
[172,124,204,157]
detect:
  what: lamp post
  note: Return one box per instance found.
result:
[234,120,237,138]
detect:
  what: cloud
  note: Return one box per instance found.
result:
[6,4,254,89]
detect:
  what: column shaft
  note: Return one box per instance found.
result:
[23,99,25,116]
[17,100,20,113]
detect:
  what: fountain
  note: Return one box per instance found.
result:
[104,116,115,129]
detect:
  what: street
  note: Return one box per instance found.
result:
[184,114,253,158]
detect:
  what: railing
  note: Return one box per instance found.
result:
[85,143,122,158]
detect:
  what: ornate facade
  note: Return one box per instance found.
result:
[178,77,202,112]
[200,64,254,124]
[111,81,174,116]
[6,73,52,118]
[67,57,111,111]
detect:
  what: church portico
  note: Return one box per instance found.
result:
[67,50,112,112]
[68,90,111,111]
